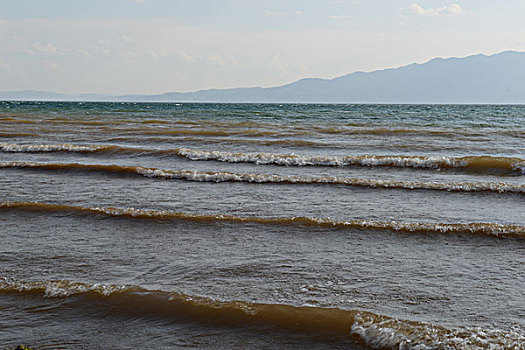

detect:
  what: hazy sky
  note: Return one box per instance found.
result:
[1,0,524,94]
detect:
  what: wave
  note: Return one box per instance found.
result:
[1,278,522,349]
[139,129,281,138]
[4,118,285,137]
[1,201,523,238]
[2,143,524,175]
[0,117,36,124]
[5,112,524,139]
[1,114,277,129]
[113,136,331,148]
[312,126,525,138]
[0,132,35,138]
[89,136,525,155]
[173,148,525,174]
[2,161,523,194]
[314,126,460,137]
[0,142,104,153]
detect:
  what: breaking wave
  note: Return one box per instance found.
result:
[2,161,523,194]
[1,278,522,350]
[0,142,104,153]
[1,143,523,174]
[1,201,523,238]
[173,148,525,174]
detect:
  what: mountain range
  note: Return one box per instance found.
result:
[2,51,525,103]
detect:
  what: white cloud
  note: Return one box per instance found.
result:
[329,15,353,20]
[404,3,465,17]
[45,60,61,71]
[264,11,286,17]
[446,4,465,15]
[76,40,112,57]
[181,53,239,67]
[263,10,304,17]
[0,16,522,95]
[119,34,133,43]
[180,51,194,62]
[252,55,296,74]
[30,42,59,55]
[207,54,226,66]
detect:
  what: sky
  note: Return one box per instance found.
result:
[1,0,525,95]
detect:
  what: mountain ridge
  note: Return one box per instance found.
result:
[2,51,525,103]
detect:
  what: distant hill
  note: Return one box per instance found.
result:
[2,51,525,103]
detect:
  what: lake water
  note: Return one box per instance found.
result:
[0,102,524,349]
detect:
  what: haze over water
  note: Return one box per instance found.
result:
[0,102,524,349]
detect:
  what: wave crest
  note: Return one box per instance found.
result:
[2,161,524,194]
[1,201,523,238]
[1,278,523,349]
[1,143,523,174]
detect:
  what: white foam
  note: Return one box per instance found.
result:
[0,142,100,152]
[350,312,525,350]
[134,167,524,194]
[1,277,524,349]
[513,161,525,174]
[2,143,523,174]
[1,162,523,193]
[0,278,130,298]
[174,148,465,169]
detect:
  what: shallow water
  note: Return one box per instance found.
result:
[0,102,524,349]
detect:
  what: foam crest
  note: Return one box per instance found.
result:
[175,148,525,174]
[2,162,523,194]
[1,143,523,174]
[1,201,523,238]
[0,142,103,153]
[1,279,132,298]
[1,278,523,349]
[350,312,525,350]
